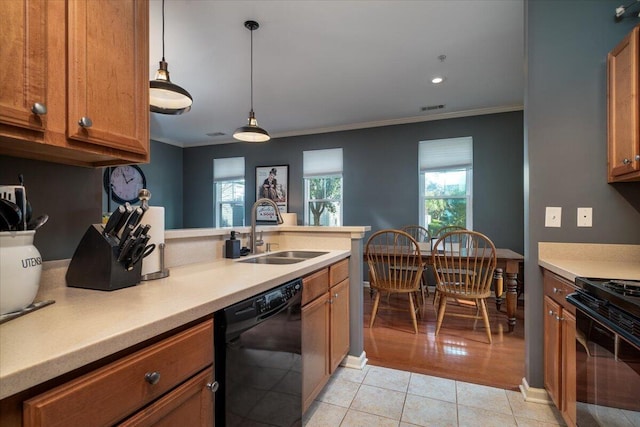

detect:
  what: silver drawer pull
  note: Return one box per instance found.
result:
[144,371,161,385]
[548,310,555,316]
[78,116,93,128]
[206,381,219,393]
[553,287,563,294]
[31,103,47,115]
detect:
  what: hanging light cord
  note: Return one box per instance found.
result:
[250,25,254,111]
[161,0,166,61]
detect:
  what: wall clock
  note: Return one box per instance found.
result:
[103,165,147,204]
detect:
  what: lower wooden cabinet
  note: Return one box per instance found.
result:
[118,368,214,427]
[302,258,350,412]
[543,270,576,427]
[18,319,214,427]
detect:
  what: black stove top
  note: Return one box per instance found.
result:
[575,277,640,319]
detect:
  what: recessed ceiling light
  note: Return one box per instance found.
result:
[431,76,444,84]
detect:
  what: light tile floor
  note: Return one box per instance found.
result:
[303,365,566,427]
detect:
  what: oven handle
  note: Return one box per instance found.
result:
[567,293,640,350]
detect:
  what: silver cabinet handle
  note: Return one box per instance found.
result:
[144,371,161,385]
[31,103,47,115]
[206,381,219,393]
[556,315,564,322]
[636,155,640,161]
[553,287,562,294]
[334,293,339,299]
[548,310,555,316]
[78,116,93,128]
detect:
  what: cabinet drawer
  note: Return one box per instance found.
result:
[543,270,577,311]
[330,258,349,287]
[24,320,213,427]
[302,268,329,306]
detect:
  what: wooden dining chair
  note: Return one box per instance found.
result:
[366,229,424,334]
[434,225,466,237]
[401,225,432,306]
[431,230,497,343]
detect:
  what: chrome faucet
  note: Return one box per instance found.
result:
[251,198,284,254]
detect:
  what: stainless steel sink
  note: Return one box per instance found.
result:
[238,250,328,264]
[269,250,328,259]
[239,257,305,264]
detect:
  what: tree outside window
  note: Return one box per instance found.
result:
[422,169,471,235]
[418,137,473,233]
[216,180,245,227]
[305,176,342,226]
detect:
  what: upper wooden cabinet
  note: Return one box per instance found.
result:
[608,24,640,182]
[0,0,150,168]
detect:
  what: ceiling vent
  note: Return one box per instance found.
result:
[206,132,226,137]
[421,104,446,112]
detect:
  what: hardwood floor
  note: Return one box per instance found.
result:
[363,287,525,391]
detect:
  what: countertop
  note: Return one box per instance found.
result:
[538,242,640,281]
[0,249,350,400]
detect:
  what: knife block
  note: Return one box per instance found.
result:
[66,224,142,291]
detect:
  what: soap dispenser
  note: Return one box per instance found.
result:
[225,231,240,259]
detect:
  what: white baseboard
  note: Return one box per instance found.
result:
[519,377,553,404]
[341,351,368,370]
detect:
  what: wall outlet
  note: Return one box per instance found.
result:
[545,207,562,227]
[577,207,592,227]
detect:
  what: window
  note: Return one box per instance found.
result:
[213,157,245,227]
[303,148,343,226]
[419,137,473,234]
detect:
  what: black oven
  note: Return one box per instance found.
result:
[567,278,640,426]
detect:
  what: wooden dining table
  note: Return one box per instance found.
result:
[365,242,525,332]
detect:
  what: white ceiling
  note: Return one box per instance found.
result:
[149,0,524,148]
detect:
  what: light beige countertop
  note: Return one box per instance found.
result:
[0,249,349,400]
[538,242,640,281]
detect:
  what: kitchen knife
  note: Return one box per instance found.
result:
[131,207,145,229]
[113,203,133,238]
[117,232,137,263]
[103,205,126,236]
[118,224,136,251]
[118,207,144,239]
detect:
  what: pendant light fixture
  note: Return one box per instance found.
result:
[149,0,193,115]
[233,20,270,142]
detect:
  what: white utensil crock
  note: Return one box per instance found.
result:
[0,230,42,315]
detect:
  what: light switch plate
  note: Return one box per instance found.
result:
[545,207,562,228]
[577,207,592,227]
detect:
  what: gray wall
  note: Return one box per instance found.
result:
[184,111,525,253]
[0,156,102,260]
[525,0,640,387]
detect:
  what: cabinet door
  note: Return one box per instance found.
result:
[302,293,330,412]
[608,25,640,182]
[118,368,214,427]
[562,311,576,427]
[66,0,149,156]
[0,0,47,133]
[330,278,350,372]
[543,296,562,409]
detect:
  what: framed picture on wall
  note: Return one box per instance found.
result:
[255,165,289,223]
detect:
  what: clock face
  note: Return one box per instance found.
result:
[103,165,147,204]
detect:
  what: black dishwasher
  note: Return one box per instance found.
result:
[214,278,303,427]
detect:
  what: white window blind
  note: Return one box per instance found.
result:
[213,157,244,181]
[303,148,343,177]
[419,137,472,171]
